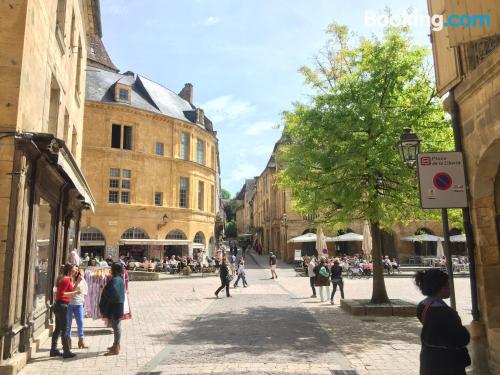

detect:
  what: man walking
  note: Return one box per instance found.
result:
[269,252,278,279]
[233,259,248,287]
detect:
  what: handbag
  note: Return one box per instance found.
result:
[227,274,234,282]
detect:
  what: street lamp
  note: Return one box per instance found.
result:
[397,128,421,165]
[157,213,169,231]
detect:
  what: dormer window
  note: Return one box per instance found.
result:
[115,83,131,103]
[119,88,129,100]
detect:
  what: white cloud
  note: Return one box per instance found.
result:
[103,0,128,15]
[202,16,222,26]
[227,163,261,183]
[244,120,276,136]
[201,95,254,123]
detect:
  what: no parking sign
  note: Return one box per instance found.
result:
[417,152,468,209]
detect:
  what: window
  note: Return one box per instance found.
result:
[154,192,163,206]
[108,191,119,203]
[121,191,130,204]
[197,139,205,164]
[48,76,60,134]
[109,168,132,204]
[111,124,133,150]
[71,127,77,156]
[119,88,129,100]
[198,181,204,210]
[155,142,164,156]
[179,178,188,208]
[75,37,82,95]
[56,0,67,32]
[211,185,215,213]
[180,132,189,160]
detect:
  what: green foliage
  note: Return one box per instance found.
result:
[225,220,238,238]
[220,188,232,199]
[277,24,453,229]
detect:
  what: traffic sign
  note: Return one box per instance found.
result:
[417,152,468,209]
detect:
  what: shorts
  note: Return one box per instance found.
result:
[271,265,277,271]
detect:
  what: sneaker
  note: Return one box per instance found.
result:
[62,352,76,359]
[310,295,317,298]
[330,300,334,305]
[214,292,219,298]
[50,349,62,357]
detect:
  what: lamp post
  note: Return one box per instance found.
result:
[398,129,456,309]
[281,213,288,259]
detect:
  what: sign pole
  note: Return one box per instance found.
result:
[441,208,456,309]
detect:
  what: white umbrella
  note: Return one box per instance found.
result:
[287,232,317,243]
[436,240,444,257]
[401,234,444,242]
[331,232,363,242]
[450,234,466,242]
[362,221,372,257]
[316,227,328,256]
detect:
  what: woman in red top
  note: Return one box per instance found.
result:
[51,263,80,358]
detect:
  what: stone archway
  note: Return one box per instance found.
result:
[165,229,188,257]
[120,227,149,260]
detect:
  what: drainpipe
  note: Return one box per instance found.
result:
[448,90,480,322]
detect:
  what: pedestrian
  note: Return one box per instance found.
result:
[229,253,236,275]
[99,263,126,356]
[233,259,248,288]
[51,263,81,358]
[214,258,232,298]
[314,258,330,302]
[415,269,471,375]
[330,259,344,305]
[66,265,88,349]
[307,257,317,298]
[269,252,278,279]
[69,249,80,266]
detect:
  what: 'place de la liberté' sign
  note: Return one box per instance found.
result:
[417,152,468,209]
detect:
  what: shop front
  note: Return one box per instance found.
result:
[0,134,95,364]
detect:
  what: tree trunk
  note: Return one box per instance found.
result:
[370,221,390,304]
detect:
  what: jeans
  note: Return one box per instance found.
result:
[234,274,247,286]
[51,302,70,353]
[309,277,316,296]
[319,285,330,302]
[331,278,345,300]
[111,318,121,344]
[66,304,84,338]
[215,279,230,297]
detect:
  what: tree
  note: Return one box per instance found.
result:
[277,24,453,303]
[225,220,238,238]
[220,188,231,199]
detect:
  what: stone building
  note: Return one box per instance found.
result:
[235,178,256,236]
[80,43,220,260]
[0,0,97,370]
[427,0,499,370]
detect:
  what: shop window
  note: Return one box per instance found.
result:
[179,177,188,208]
[33,198,54,312]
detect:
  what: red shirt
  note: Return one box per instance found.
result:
[55,276,74,303]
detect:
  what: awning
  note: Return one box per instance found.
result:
[288,233,317,243]
[401,234,444,242]
[330,232,363,242]
[192,242,205,249]
[450,234,466,242]
[119,239,191,246]
[57,150,96,212]
[80,240,105,246]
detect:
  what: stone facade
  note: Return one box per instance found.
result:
[0,0,97,370]
[81,63,219,259]
[427,0,499,369]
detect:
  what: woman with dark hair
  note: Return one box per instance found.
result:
[51,263,80,358]
[415,269,471,375]
[99,263,125,356]
[214,257,231,298]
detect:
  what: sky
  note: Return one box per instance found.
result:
[100,0,433,197]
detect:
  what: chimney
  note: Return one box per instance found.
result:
[196,108,205,126]
[179,83,193,103]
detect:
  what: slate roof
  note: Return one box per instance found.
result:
[88,36,118,72]
[86,67,215,132]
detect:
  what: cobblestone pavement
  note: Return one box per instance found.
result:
[19,251,475,375]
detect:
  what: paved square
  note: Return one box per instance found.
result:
[19,252,475,375]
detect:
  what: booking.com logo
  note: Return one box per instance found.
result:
[365,11,492,31]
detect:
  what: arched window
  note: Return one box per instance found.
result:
[194,231,205,244]
[121,228,149,239]
[166,230,187,240]
[80,227,105,241]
